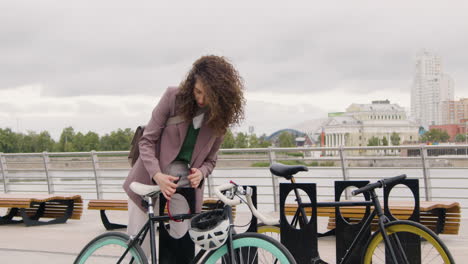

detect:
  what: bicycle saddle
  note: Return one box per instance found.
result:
[130,182,161,197]
[269,163,308,180]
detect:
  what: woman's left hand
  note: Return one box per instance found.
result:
[188,168,203,188]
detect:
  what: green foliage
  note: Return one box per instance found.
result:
[367,136,380,146]
[286,152,304,157]
[308,161,319,166]
[319,161,335,167]
[278,132,295,147]
[390,132,400,146]
[258,134,271,148]
[420,129,450,143]
[251,162,270,167]
[234,132,248,148]
[0,128,20,153]
[455,134,466,142]
[0,126,134,153]
[221,130,235,148]
[382,136,388,146]
[248,133,259,148]
[278,160,306,166]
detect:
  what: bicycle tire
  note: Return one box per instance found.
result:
[202,232,296,264]
[74,232,148,264]
[257,223,281,241]
[363,220,455,264]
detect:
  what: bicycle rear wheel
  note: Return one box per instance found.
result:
[202,232,296,264]
[257,223,281,241]
[363,220,454,264]
[74,232,147,264]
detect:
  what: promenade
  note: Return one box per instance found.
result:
[0,206,466,263]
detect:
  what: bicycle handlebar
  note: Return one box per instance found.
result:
[214,183,279,226]
[352,174,407,196]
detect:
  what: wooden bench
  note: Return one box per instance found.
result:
[285,201,461,235]
[0,194,83,226]
[88,198,236,230]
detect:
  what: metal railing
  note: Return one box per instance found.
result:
[1,144,467,213]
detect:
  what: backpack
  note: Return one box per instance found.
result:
[128,115,185,167]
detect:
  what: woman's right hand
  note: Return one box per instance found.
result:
[152,172,179,200]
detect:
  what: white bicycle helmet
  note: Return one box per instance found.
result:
[189,209,230,250]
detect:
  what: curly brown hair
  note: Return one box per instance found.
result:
[176,55,245,135]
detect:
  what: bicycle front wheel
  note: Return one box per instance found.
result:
[363,220,454,264]
[202,232,296,264]
[74,232,147,264]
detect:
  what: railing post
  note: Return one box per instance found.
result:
[339,146,350,199]
[91,151,103,199]
[207,173,214,198]
[42,151,54,194]
[268,147,279,211]
[420,146,432,201]
[0,153,8,193]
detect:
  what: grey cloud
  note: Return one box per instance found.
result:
[1,1,468,99]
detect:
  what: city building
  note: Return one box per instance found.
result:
[428,124,466,142]
[439,98,468,125]
[323,100,420,147]
[411,51,454,126]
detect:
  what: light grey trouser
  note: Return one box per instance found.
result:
[127,193,191,260]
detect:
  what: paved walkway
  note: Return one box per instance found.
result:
[0,206,466,263]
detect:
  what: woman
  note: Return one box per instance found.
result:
[123,55,245,262]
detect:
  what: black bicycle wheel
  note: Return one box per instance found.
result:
[74,232,148,264]
[201,232,296,264]
[363,220,455,264]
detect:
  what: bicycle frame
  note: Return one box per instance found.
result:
[289,179,406,264]
[120,195,238,264]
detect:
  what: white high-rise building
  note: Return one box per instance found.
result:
[411,51,454,126]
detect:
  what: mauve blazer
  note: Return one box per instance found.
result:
[123,86,224,212]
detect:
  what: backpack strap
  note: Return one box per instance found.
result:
[166,115,185,126]
[128,115,185,167]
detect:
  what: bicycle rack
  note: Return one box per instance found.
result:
[383,178,420,263]
[280,183,319,264]
[334,181,371,264]
[244,185,258,233]
[159,187,196,264]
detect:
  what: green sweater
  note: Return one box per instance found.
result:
[175,123,200,164]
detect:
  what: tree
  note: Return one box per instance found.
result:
[83,132,100,151]
[390,132,400,146]
[58,127,76,152]
[234,132,248,148]
[100,128,133,151]
[382,136,389,146]
[73,132,86,151]
[36,131,55,152]
[258,134,272,148]
[367,136,380,146]
[455,134,466,142]
[278,132,295,147]
[221,130,235,148]
[21,131,39,153]
[0,128,20,153]
[420,129,450,143]
[248,133,259,148]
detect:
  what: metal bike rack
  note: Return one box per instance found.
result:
[158,188,196,264]
[334,180,371,264]
[383,179,420,263]
[279,183,319,264]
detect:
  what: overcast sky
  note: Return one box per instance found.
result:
[1,1,468,139]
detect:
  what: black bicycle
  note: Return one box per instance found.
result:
[74,181,296,264]
[259,163,455,264]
